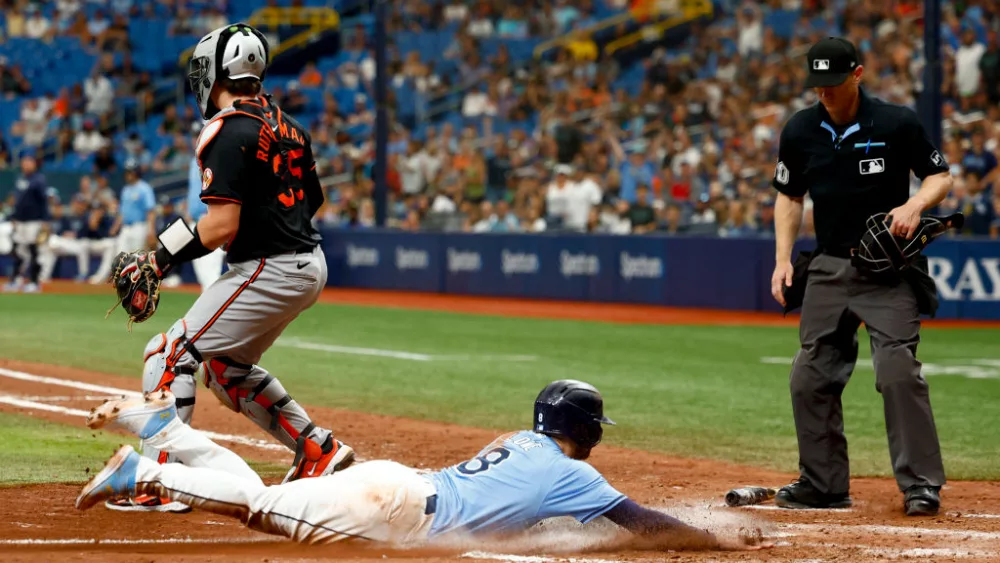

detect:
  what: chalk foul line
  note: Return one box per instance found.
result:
[760,357,1000,380]
[277,338,537,362]
[0,537,276,546]
[0,368,286,452]
[461,551,625,563]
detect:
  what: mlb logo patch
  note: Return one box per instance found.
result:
[859,158,885,175]
[813,59,830,70]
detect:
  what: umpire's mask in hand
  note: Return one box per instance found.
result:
[852,212,965,277]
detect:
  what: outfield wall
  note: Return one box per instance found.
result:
[318,230,1000,321]
[10,228,1000,320]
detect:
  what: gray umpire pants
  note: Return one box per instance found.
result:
[789,253,946,494]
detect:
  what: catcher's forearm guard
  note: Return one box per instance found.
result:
[154,217,213,270]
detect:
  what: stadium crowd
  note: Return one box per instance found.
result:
[1,0,999,260]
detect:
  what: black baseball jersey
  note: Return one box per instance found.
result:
[196,95,324,263]
[772,88,949,250]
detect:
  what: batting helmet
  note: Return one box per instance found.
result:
[533,380,615,449]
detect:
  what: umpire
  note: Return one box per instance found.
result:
[770,38,953,516]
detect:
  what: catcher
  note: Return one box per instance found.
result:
[78,380,770,551]
[103,22,354,512]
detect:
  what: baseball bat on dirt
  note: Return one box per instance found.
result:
[724,486,778,507]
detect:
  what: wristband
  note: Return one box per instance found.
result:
[155,217,213,268]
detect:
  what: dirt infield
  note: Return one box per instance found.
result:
[1,283,999,561]
[2,358,999,562]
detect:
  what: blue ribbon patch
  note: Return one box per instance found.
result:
[854,140,886,153]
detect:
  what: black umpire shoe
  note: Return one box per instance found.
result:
[775,478,853,509]
[904,485,941,516]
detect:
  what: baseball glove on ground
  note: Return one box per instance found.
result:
[105,251,164,331]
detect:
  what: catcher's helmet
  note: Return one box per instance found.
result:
[533,380,615,449]
[188,23,270,120]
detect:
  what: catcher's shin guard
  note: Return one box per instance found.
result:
[202,358,332,451]
[141,319,200,463]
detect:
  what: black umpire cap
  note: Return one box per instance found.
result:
[804,37,860,88]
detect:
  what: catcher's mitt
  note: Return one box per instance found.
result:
[105,251,164,331]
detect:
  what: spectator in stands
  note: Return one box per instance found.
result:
[484,199,522,232]
[0,130,10,169]
[963,173,996,237]
[963,129,998,179]
[718,200,754,238]
[13,97,51,149]
[73,119,106,156]
[283,81,309,114]
[24,4,53,42]
[756,198,776,237]
[92,143,117,175]
[466,2,495,38]
[159,104,182,136]
[486,138,513,203]
[955,28,987,100]
[299,62,323,89]
[660,203,687,235]
[57,0,83,18]
[66,10,92,45]
[153,133,193,173]
[0,56,32,96]
[981,31,1000,105]
[122,131,153,173]
[627,184,656,234]
[86,8,111,44]
[83,67,114,119]
[462,84,496,118]
[5,5,26,37]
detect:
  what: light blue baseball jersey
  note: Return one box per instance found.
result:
[120,179,155,225]
[188,156,209,221]
[427,430,626,537]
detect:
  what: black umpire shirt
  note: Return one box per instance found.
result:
[772,88,949,252]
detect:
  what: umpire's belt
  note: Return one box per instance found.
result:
[425,494,437,515]
[820,245,857,259]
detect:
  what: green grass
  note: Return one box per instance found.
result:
[0,411,127,485]
[1,292,999,481]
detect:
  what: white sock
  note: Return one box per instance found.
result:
[135,456,266,523]
[140,418,263,485]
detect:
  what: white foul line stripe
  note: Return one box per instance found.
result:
[0,537,275,546]
[0,367,141,397]
[782,523,1000,541]
[0,394,287,452]
[277,339,433,361]
[461,552,626,563]
[277,338,537,362]
[0,368,290,453]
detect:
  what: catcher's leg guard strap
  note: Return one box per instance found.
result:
[142,319,199,419]
[203,361,329,451]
